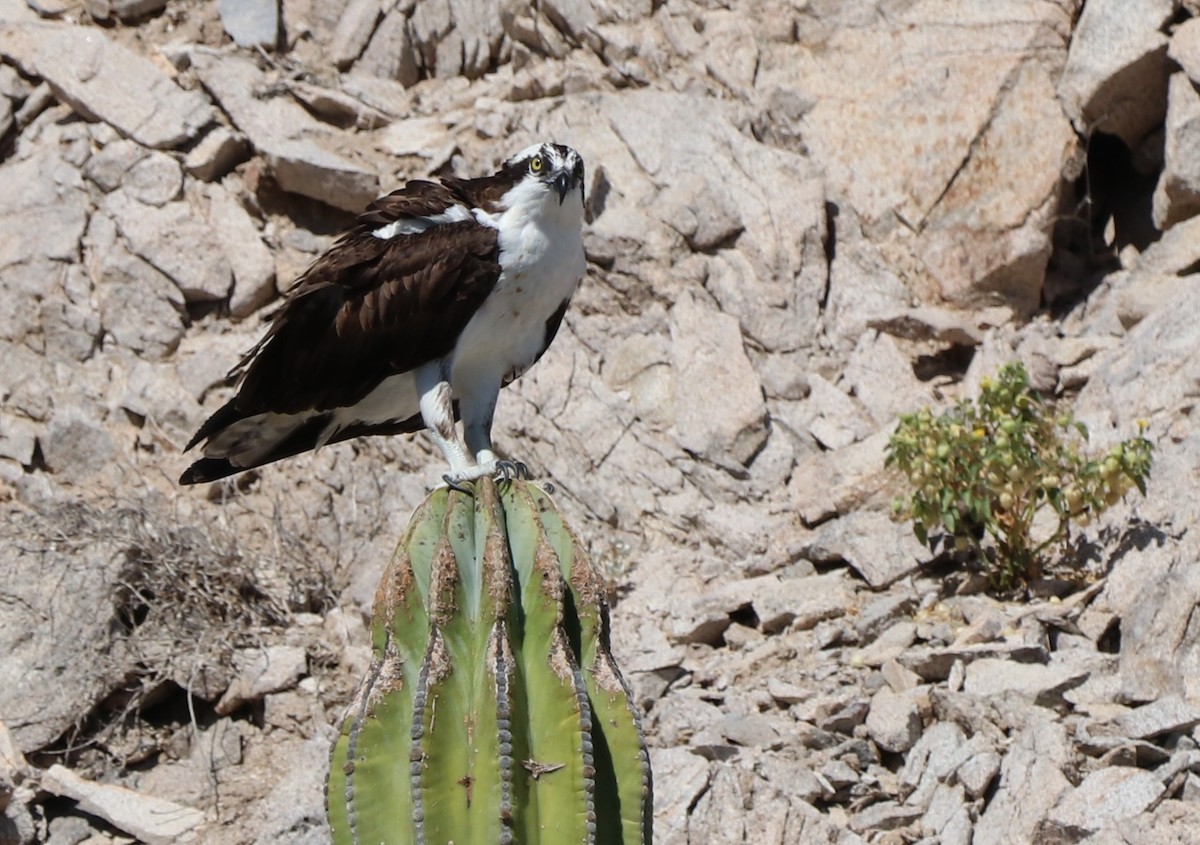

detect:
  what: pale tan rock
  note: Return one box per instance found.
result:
[193,53,378,211]
[788,429,893,526]
[1043,767,1164,838]
[972,714,1073,845]
[963,658,1088,706]
[866,304,1012,347]
[1111,271,1176,330]
[89,0,166,20]
[358,5,420,85]
[601,332,673,432]
[409,0,500,80]
[843,332,929,426]
[329,0,381,69]
[218,0,278,49]
[0,720,27,803]
[801,510,926,590]
[1110,695,1200,740]
[183,125,249,182]
[762,3,1073,313]
[1169,16,1200,84]
[0,412,38,467]
[866,687,923,753]
[600,91,826,351]
[120,359,202,436]
[0,146,89,269]
[122,150,183,207]
[197,181,276,318]
[87,212,186,360]
[2,24,212,148]
[172,327,256,402]
[669,289,767,469]
[338,72,415,118]
[916,61,1075,314]
[649,747,711,844]
[41,410,115,476]
[42,765,204,845]
[215,645,308,715]
[1153,72,1200,229]
[1059,0,1173,147]
[286,80,390,129]
[1135,213,1200,276]
[821,207,916,352]
[805,372,874,451]
[83,138,146,192]
[105,191,233,303]
[0,0,38,21]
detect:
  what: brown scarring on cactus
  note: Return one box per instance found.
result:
[327,477,652,845]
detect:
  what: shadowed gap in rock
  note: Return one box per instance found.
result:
[1046,131,1163,313]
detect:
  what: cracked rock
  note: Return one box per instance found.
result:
[669,288,767,469]
[3,23,213,148]
[41,764,204,845]
[1152,71,1200,229]
[801,510,926,590]
[1042,767,1164,839]
[866,688,923,753]
[218,0,278,49]
[193,52,378,211]
[1110,696,1200,741]
[1058,0,1173,147]
[105,191,233,303]
[963,658,1090,708]
[216,645,308,715]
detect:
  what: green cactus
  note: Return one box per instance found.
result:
[328,478,652,845]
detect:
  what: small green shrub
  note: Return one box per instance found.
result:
[886,362,1153,589]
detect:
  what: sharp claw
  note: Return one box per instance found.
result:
[493,460,530,483]
[442,474,474,494]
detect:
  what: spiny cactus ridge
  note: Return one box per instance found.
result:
[328,478,652,844]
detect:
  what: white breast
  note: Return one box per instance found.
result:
[450,185,585,388]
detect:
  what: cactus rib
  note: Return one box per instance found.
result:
[328,479,652,845]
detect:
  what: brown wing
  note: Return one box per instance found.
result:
[226,182,501,418]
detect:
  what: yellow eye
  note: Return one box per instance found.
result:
[530,155,544,173]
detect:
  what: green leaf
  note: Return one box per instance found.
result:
[943,509,957,534]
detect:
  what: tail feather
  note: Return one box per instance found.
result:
[179,408,430,485]
[180,457,243,485]
[180,412,332,485]
[184,398,246,452]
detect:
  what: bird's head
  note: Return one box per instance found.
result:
[499,143,585,215]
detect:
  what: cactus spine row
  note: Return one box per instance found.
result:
[328,478,652,845]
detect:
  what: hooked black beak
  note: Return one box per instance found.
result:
[552,171,570,204]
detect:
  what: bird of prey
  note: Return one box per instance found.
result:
[179,142,586,486]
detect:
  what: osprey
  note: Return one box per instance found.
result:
[180,142,586,486]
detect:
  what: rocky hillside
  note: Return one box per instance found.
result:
[3,0,1200,842]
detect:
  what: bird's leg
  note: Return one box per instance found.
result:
[463,386,500,477]
[417,366,476,483]
[462,383,529,481]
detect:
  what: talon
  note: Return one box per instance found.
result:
[442,474,474,494]
[494,459,531,483]
[494,460,516,483]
